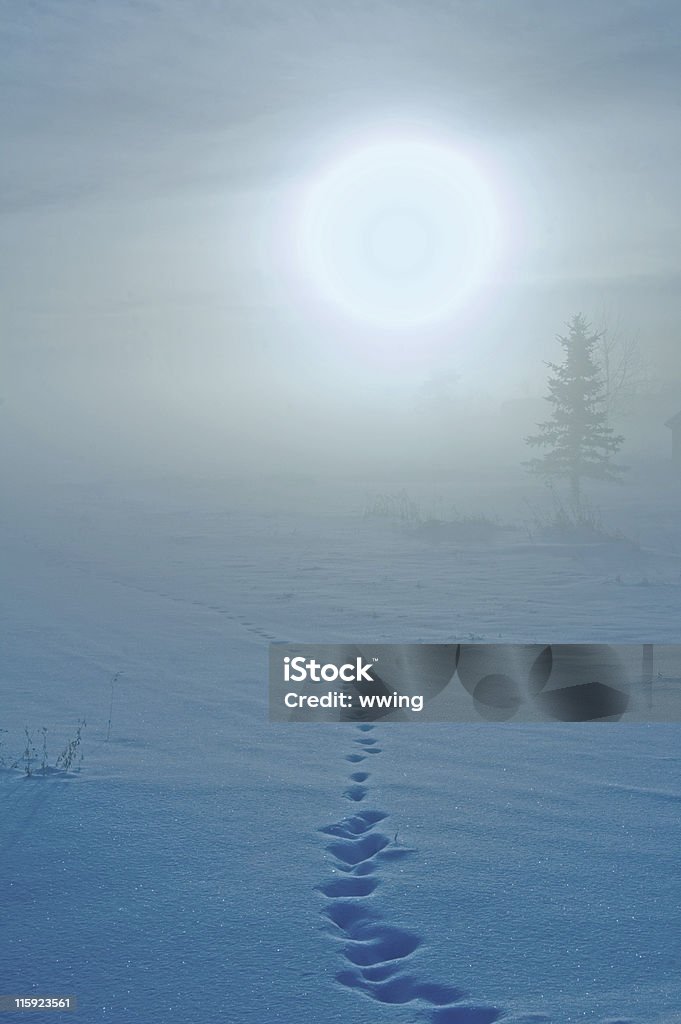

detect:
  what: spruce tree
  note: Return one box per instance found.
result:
[525,314,625,501]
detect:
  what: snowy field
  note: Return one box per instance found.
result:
[2,467,681,1024]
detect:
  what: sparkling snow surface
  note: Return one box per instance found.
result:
[2,470,680,1024]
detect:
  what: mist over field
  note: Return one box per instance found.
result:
[2,4,681,1024]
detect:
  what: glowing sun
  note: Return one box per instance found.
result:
[296,135,505,329]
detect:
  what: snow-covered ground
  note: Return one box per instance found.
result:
[2,467,680,1023]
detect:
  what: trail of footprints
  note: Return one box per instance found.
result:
[317,726,503,1024]
[86,571,281,644]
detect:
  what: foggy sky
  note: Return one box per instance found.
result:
[2,1,681,477]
